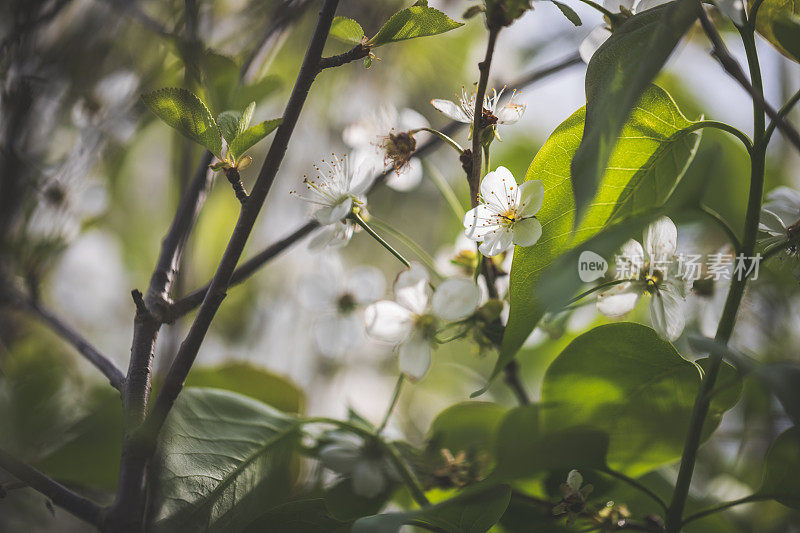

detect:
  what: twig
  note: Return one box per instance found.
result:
[697,5,800,152]
[318,43,371,70]
[599,467,667,511]
[681,494,769,526]
[0,447,104,526]
[4,287,125,391]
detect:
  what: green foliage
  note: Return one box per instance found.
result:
[244,499,351,532]
[217,102,255,145]
[755,364,800,427]
[773,14,800,62]
[751,0,800,62]
[549,0,582,26]
[427,402,507,460]
[367,4,464,48]
[324,479,395,521]
[540,323,740,476]
[228,118,282,161]
[330,17,365,45]
[758,427,800,508]
[571,0,697,220]
[352,485,512,532]
[142,87,222,158]
[499,84,700,376]
[148,388,301,532]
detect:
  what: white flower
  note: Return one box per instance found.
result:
[344,105,428,192]
[579,0,670,63]
[431,86,526,128]
[292,154,372,225]
[462,166,544,257]
[364,263,481,379]
[597,217,691,341]
[318,432,399,497]
[759,186,800,251]
[298,259,385,358]
[307,222,356,250]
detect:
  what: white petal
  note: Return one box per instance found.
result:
[479,228,513,257]
[313,314,364,358]
[385,157,423,191]
[643,216,677,261]
[512,217,542,247]
[517,179,544,217]
[348,160,377,196]
[607,0,634,11]
[398,108,429,131]
[480,166,518,212]
[352,460,387,498]
[579,26,612,63]
[635,0,671,11]
[314,197,352,225]
[649,290,684,341]
[398,331,432,379]
[463,205,501,241]
[343,122,375,149]
[597,281,642,317]
[567,470,583,491]
[430,98,471,123]
[307,223,354,250]
[496,102,527,124]
[297,271,339,310]
[616,239,645,278]
[431,278,481,321]
[760,208,787,236]
[364,301,414,343]
[319,441,361,474]
[394,263,431,314]
[347,266,386,304]
[763,186,800,228]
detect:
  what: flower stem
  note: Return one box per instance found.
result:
[368,216,442,277]
[681,494,769,526]
[377,375,405,434]
[351,213,411,268]
[425,161,466,221]
[698,204,742,253]
[575,0,617,18]
[482,144,491,175]
[412,127,464,154]
[599,466,667,511]
[564,278,631,307]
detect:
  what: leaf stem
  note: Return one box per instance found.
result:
[599,467,667,511]
[565,278,630,307]
[368,216,441,277]
[574,0,617,18]
[411,127,464,154]
[687,119,753,153]
[698,204,742,253]
[377,375,405,434]
[763,87,800,145]
[681,494,770,526]
[351,213,412,268]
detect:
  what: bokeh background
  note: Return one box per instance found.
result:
[1,0,799,530]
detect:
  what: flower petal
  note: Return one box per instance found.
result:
[643,216,677,261]
[463,205,501,241]
[432,278,481,321]
[364,301,414,343]
[352,459,387,498]
[313,197,352,225]
[597,281,641,317]
[319,441,361,474]
[348,266,386,304]
[635,0,671,11]
[479,228,513,257]
[579,26,612,63]
[649,290,684,341]
[385,157,423,191]
[313,314,364,358]
[517,179,544,217]
[307,223,354,250]
[430,98,471,123]
[512,217,542,247]
[760,208,787,236]
[394,263,431,314]
[398,330,432,379]
[398,108,429,131]
[480,166,517,212]
[495,102,527,124]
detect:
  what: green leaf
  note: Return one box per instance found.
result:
[183,362,305,414]
[571,0,697,220]
[228,118,282,161]
[757,427,800,508]
[428,402,507,460]
[352,485,512,533]
[244,499,351,533]
[149,388,301,532]
[540,323,740,476]
[324,478,395,521]
[142,88,222,158]
[217,111,242,145]
[756,364,800,427]
[491,404,609,481]
[367,5,463,48]
[773,13,800,62]
[550,0,582,26]
[750,0,800,62]
[496,84,700,379]
[330,16,365,45]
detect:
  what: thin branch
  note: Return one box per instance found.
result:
[318,43,371,70]
[697,6,800,152]
[681,494,770,525]
[3,286,124,391]
[142,0,343,442]
[764,86,800,144]
[0,447,104,526]
[599,467,667,511]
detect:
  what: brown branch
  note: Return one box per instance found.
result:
[141,0,342,444]
[0,447,104,526]
[3,286,125,391]
[318,43,371,70]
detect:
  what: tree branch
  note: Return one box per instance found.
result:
[318,43,371,70]
[142,0,342,442]
[0,447,104,527]
[3,286,125,391]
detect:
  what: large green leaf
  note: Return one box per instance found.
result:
[149,388,300,532]
[773,13,800,62]
[367,4,463,47]
[571,0,697,219]
[751,0,800,62]
[183,362,305,414]
[352,485,511,533]
[228,118,282,160]
[540,323,740,476]
[427,402,508,460]
[142,88,222,158]
[244,499,351,533]
[757,427,800,508]
[330,16,365,45]
[498,85,700,375]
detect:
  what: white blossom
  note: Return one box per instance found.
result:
[318,432,399,497]
[597,217,691,341]
[462,166,544,257]
[579,0,671,63]
[759,186,800,251]
[431,86,526,127]
[298,258,385,358]
[364,263,480,379]
[344,105,428,192]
